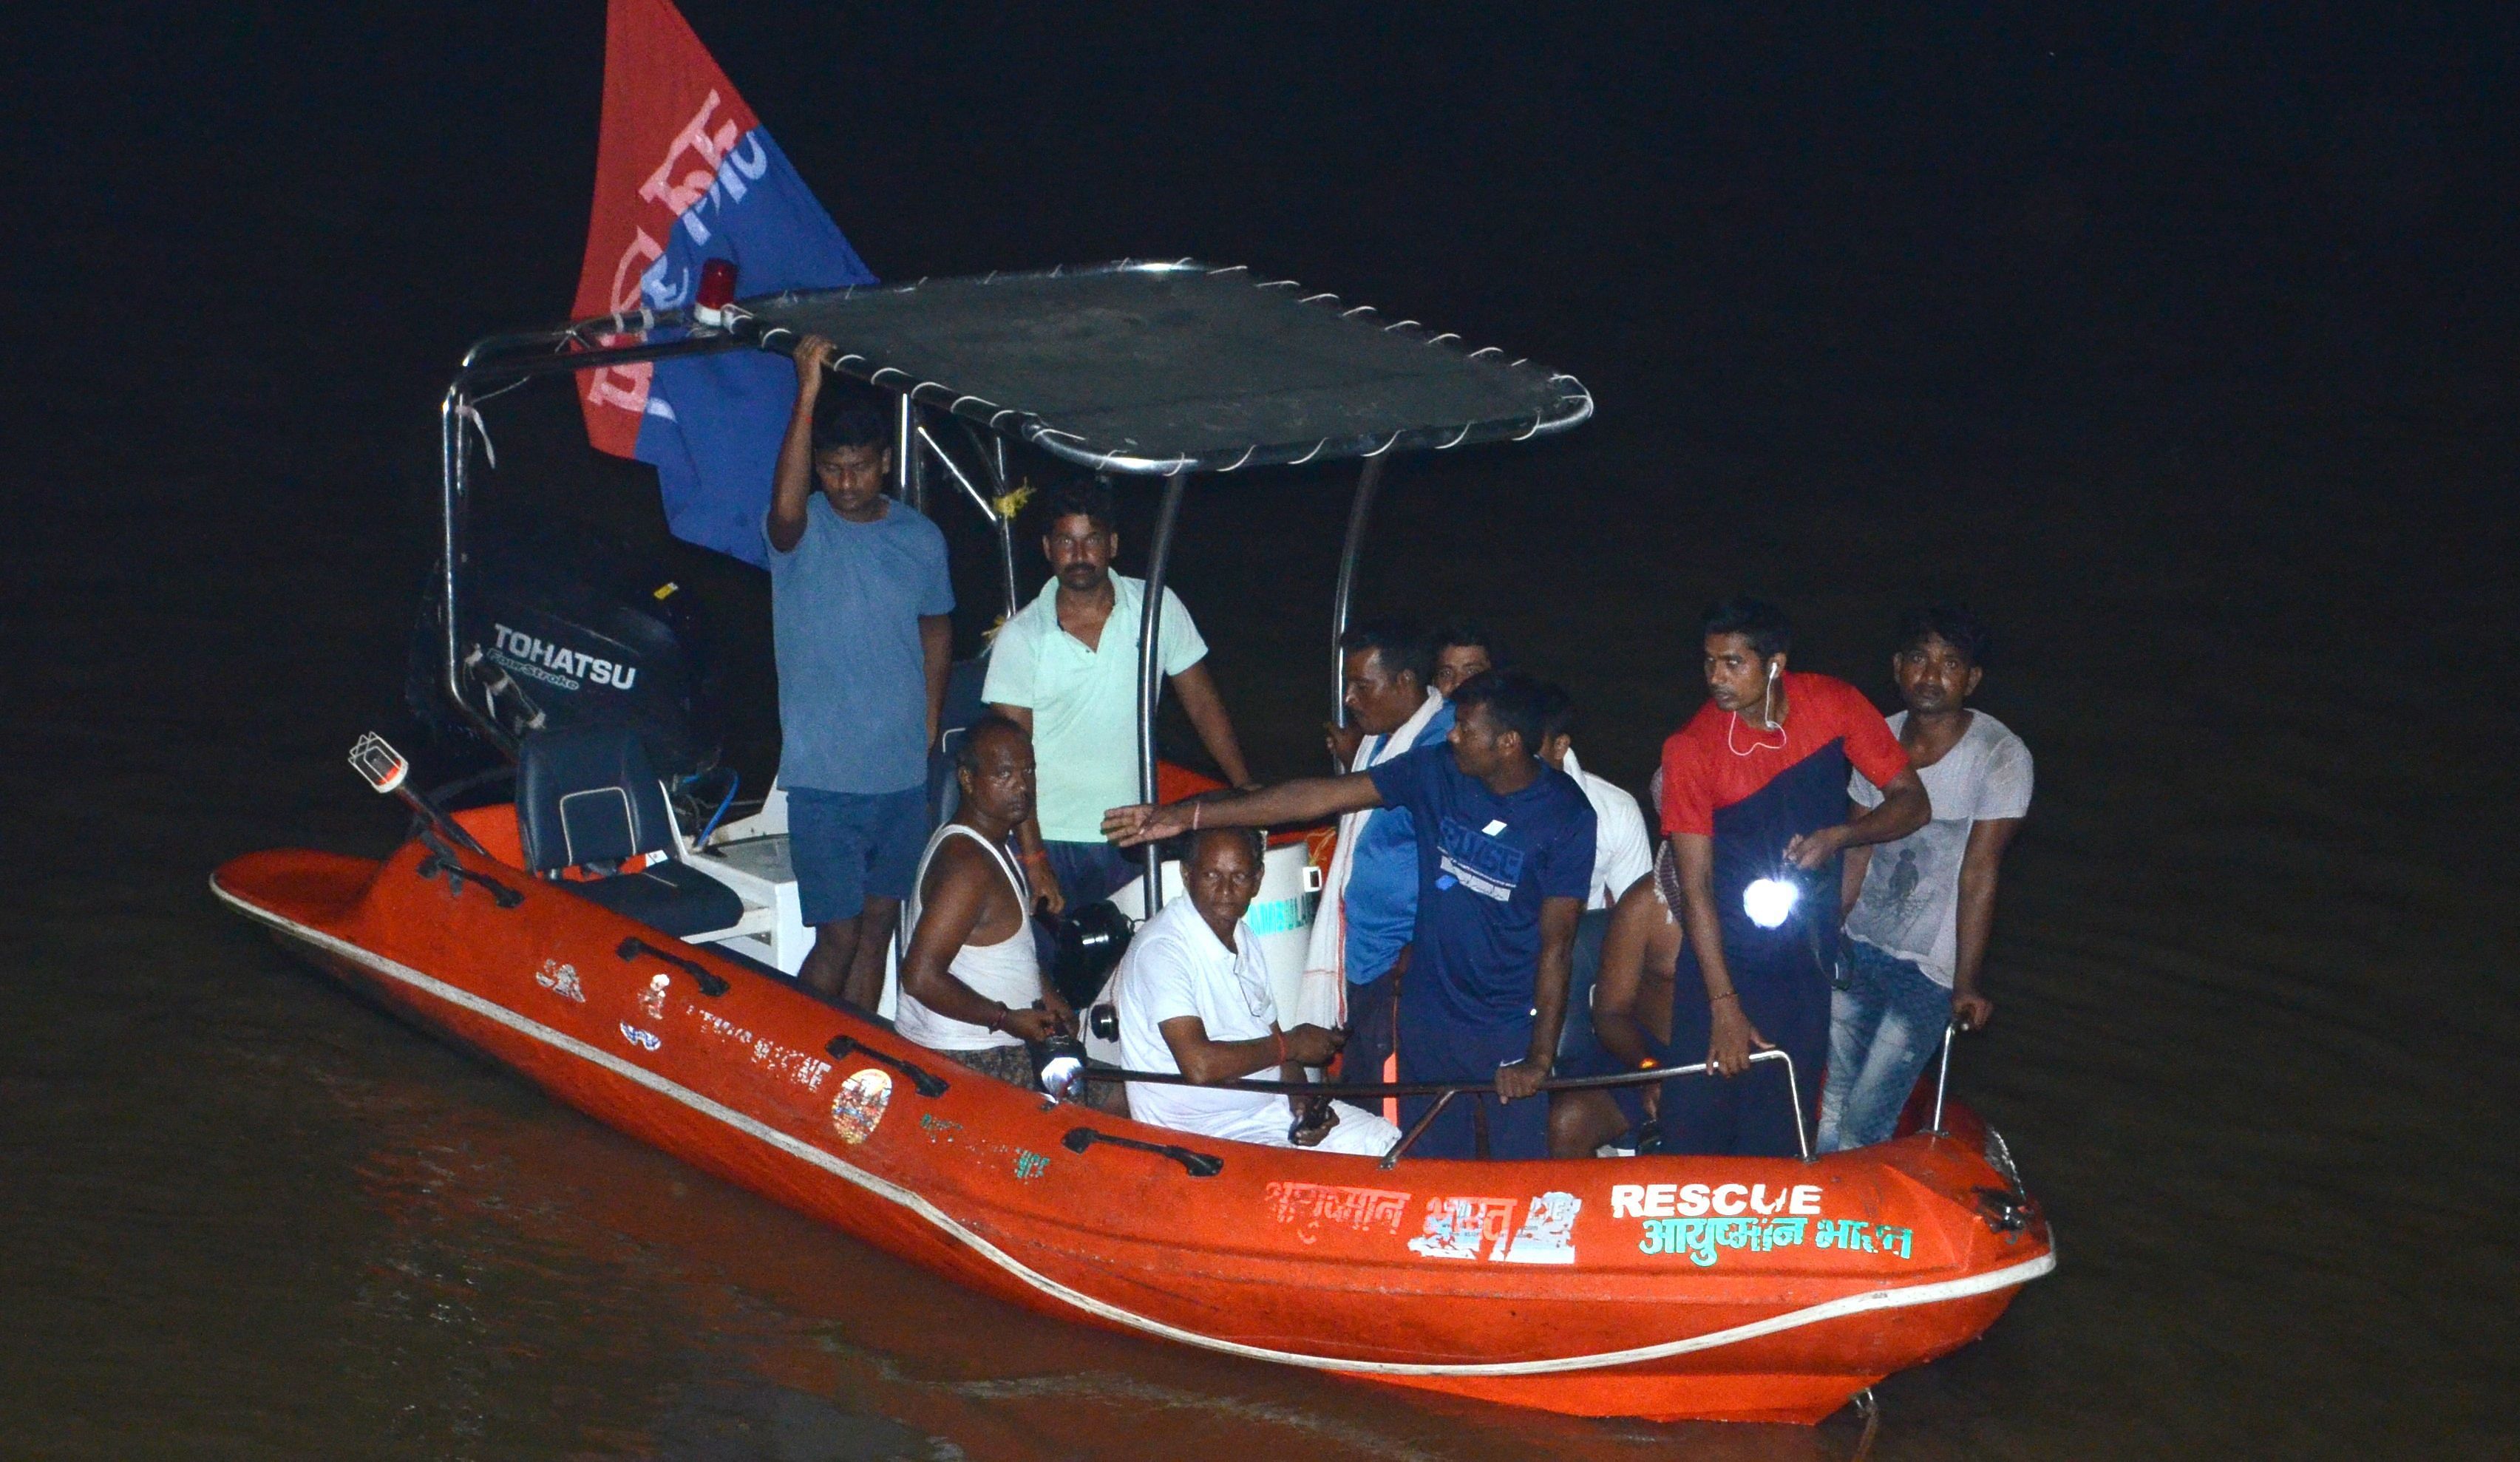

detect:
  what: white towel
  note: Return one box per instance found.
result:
[1292,690,1447,1029]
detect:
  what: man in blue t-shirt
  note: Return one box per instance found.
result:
[1105,671,1594,1160]
[1298,619,1453,1094]
[767,336,954,1007]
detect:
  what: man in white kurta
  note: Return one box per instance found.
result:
[1535,690,1654,910]
[1533,683,1655,1080]
[1116,829,1401,1156]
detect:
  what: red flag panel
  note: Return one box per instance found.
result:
[571,0,763,458]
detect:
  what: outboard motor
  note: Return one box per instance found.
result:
[407,529,720,779]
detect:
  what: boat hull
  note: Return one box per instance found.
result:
[212,841,2052,1424]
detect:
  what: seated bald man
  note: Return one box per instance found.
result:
[1113,827,1401,1155]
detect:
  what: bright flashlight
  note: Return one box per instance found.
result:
[1742,877,1800,929]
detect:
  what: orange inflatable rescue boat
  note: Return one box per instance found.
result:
[214,819,2048,1424]
[219,264,2051,1424]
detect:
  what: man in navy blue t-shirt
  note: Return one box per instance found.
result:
[1104,672,1594,1159]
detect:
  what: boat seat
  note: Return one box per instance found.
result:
[517,725,744,939]
[563,857,745,938]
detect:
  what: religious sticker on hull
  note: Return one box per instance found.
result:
[532,959,584,1002]
[829,1068,892,1144]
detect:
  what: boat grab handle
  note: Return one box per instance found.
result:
[825,1034,950,1098]
[614,936,730,997]
[1061,1126,1224,1177]
[415,844,523,909]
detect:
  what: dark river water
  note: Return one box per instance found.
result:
[7,4,2516,1457]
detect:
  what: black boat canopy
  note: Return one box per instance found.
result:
[438,258,1594,862]
[736,259,1592,475]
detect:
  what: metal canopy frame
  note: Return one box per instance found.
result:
[435,261,1592,913]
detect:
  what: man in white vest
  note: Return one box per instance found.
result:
[894,717,1070,1088]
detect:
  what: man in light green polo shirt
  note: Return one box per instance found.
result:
[983,479,1254,920]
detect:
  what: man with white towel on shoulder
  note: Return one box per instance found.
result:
[1296,619,1453,1104]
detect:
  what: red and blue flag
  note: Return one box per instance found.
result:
[571,0,874,567]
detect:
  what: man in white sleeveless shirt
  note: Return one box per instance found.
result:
[1115,828,1402,1155]
[895,716,1072,1089]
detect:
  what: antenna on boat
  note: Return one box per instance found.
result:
[349,732,492,859]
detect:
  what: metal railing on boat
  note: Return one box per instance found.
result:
[1929,1020,1958,1135]
[1084,1048,1810,1166]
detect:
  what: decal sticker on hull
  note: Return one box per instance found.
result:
[1409,1197,1518,1259]
[1409,1193,1583,1263]
[619,1022,662,1051]
[917,1112,1049,1178]
[637,972,670,1020]
[1499,1191,1583,1265]
[830,1068,892,1144]
[1263,1182,1412,1244]
[687,1006,835,1092]
[1637,1217,1918,1267]
[534,959,585,1002]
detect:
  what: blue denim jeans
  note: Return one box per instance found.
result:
[1041,839,1144,910]
[1816,941,1952,1152]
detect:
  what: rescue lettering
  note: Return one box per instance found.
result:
[1611,1182,1824,1219]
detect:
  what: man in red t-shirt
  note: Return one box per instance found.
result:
[1650,599,1930,1157]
